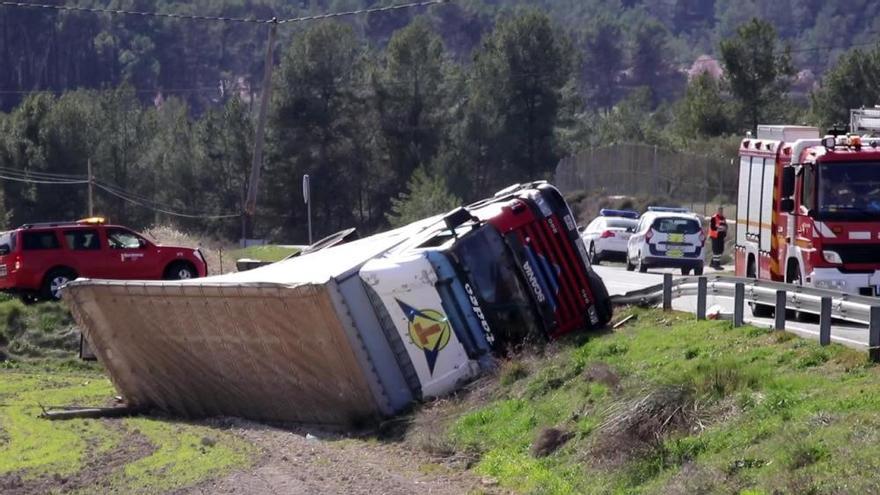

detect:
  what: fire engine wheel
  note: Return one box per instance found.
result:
[748,260,774,317]
[164,262,197,280]
[41,268,77,301]
[786,263,815,322]
[589,243,601,265]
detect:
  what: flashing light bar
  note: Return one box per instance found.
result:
[599,208,639,219]
[77,217,107,224]
[647,206,690,214]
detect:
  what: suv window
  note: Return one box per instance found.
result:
[652,218,701,235]
[64,229,100,251]
[22,231,61,250]
[107,228,143,249]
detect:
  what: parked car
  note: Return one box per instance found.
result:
[580,209,639,264]
[0,217,207,301]
[626,207,705,275]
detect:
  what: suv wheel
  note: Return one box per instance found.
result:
[165,262,196,280]
[637,253,648,273]
[42,268,77,301]
[589,243,601,265]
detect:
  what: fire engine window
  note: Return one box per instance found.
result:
[22,231,61,250]
[107,229,143,249]
[802,164,816,211]
[64,230,100,251]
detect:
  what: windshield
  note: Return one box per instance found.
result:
[450,226,543,348]
[817,162,880,219]
[652,217,701,234]
[607,219,637,232]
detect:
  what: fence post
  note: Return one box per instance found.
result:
[870,306,880,362]
[734,282,744,327]
[696,277,707,320]
[774,290,786,330]
[663,273,673,312]
[819,297,832,346]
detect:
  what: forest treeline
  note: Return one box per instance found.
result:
[1,1,879,242]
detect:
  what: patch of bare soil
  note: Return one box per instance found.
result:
[182,418,504,495]
[530,427,574,458]
[0,419,155,495]
[583,362,621,390]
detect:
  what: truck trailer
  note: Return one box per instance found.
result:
[64,182,610,426]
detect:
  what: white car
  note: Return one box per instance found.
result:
[626,207,705,275]
[580,210,639,264]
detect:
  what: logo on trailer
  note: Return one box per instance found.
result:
[396,300,451,376]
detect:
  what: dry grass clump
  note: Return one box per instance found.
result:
[591,385,699,463]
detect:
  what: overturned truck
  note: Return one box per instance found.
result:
[64,182,611,426]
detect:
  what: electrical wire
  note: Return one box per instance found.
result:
[93,182,239,219]
[0,0,449,25]
[0,173,87,184]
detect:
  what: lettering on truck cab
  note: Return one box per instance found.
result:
[522,261,546,303]
[464,282,494,345]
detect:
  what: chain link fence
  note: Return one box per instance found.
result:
[554,143,739,214]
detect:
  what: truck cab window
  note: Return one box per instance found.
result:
[802,164,816,212]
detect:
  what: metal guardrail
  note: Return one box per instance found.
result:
[611,274,880,361]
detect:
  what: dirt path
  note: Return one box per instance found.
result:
[182,419,501,495]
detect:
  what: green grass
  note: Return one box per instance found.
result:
[229,244,300,262]
[0,363,257,492]
[434,308,880,494]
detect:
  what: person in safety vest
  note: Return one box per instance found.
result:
[708,206,728,270]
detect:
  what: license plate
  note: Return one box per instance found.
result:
[668,234,684,243]
[667,249,683,258]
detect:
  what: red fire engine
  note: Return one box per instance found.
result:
[736,112,880,301]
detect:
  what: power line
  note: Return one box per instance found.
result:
[0,167,239,219]
[0,0,449,25]
[93,183,239,219]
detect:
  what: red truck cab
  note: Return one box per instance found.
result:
[467,182,611,338]
[0,218,207,301]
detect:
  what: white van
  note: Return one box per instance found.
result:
[626,207,705,275]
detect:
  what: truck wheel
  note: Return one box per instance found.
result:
[586,269,613,328]
[748,259,773,317]
[693,264,704,276]
[164,262,197,280]
[589,243,601,265]
[680,267,691,276]
[41,268,77,301]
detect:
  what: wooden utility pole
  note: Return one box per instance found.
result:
[87,158,94,217]
[243,18,278,241]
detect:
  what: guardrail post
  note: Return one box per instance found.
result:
[819,297,832,346]
[696,277,707,320]
[662,273,672,312]
[870,306,880,362]
[774,290,786,331]
[734,282,744,327]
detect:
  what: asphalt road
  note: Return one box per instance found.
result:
[593,263,871,349]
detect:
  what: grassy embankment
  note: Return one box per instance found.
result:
[228,244,300,263]
[408,308,880,494]
[0,295,258,493]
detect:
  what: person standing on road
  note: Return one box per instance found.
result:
[708,206,728,270]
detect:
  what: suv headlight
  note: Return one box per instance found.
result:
[822,250,843,264]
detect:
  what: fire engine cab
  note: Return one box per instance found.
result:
[736,110,880,299]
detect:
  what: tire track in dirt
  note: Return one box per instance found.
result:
[181,419,504,495]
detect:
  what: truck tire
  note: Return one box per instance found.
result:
[693,263,704,276]
[164,261,197,280]
[748,259,773,317]
[41,268,77,301]
[587,269,613,328]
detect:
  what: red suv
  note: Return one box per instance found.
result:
[0,218,207,301]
